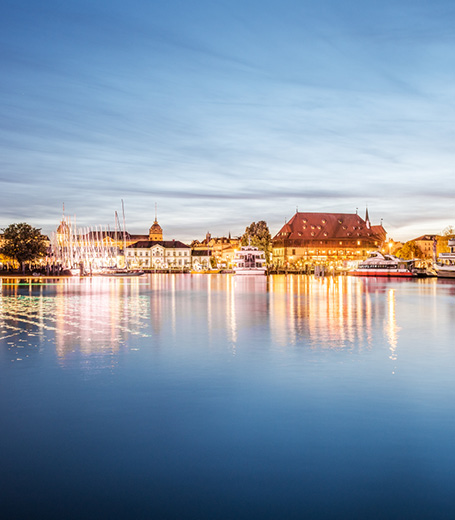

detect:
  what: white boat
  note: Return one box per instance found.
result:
[98,268,145,277]
[349,251,415,278]
[233,245,267,275]
[434,239,455,278]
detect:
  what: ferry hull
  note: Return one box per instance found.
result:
[350,270,415,277]
[434,269,455,279]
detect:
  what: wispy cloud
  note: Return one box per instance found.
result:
[1,0,455,240]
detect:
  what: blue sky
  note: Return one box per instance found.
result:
[1,0,454,242]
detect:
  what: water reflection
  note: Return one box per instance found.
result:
[386,289,399,361]
[0,275,452,368]
[269,275,378,352]
[0,277,152,371]
[2,275,455,519]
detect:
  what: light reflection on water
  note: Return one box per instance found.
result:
[1,274,455,519]
[1,274,454,371]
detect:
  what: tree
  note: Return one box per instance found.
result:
[437,226,455,256]
[241,221,272,263]
[0,223,48,272]
[395,241,423,260]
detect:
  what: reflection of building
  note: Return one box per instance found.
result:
[272,209,386,266]
[268,275,376,351]
[126,240,191,270]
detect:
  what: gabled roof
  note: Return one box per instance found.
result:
[273,212,385,241]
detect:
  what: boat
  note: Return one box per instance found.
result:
[434,239,455,278]
[233,245,267,275]
[98,268,145,277]
[190,268,221,274]
[349,251,415,277]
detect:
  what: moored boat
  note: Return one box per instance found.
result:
[190,269,221,274]
[434,239,455,278]
[98,268,145,277]
[233,245,267,275]
[349,251,415,277]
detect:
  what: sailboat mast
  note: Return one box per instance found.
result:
[121,199,128,268]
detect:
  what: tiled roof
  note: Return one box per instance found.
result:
[412,234,437,241]
[273,212,385,241]
[128,240,190,249]
[192,249,212,256]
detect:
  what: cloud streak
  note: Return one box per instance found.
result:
[1,0,455,241]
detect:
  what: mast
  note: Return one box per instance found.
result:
[121,199,128,269]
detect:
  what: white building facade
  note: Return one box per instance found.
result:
[126,240,191,270]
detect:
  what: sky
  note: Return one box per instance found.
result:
[1,0,454,242]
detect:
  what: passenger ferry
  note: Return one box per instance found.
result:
[349,251,415,277]
[233,245,267,275]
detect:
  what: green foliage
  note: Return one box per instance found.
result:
[0,223,48,268]
[395,241,423,260]
[241,220,272,263]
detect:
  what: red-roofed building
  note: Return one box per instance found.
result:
[272,210,386,266]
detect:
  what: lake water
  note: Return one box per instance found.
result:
[1,274,455,519]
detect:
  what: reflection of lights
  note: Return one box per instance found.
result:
[2,274,413,369]
[386,288,400,361]
[227,275,237,353]
[269,274,374,351]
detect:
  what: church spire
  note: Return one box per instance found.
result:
[365,206,371,229]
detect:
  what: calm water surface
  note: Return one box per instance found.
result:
[1,274,455,519]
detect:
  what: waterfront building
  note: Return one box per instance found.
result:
[412,234,438,259]
[192,233,240,268]
[126,240,191,270]
[191,250,212,270]
[272,209,386,267]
